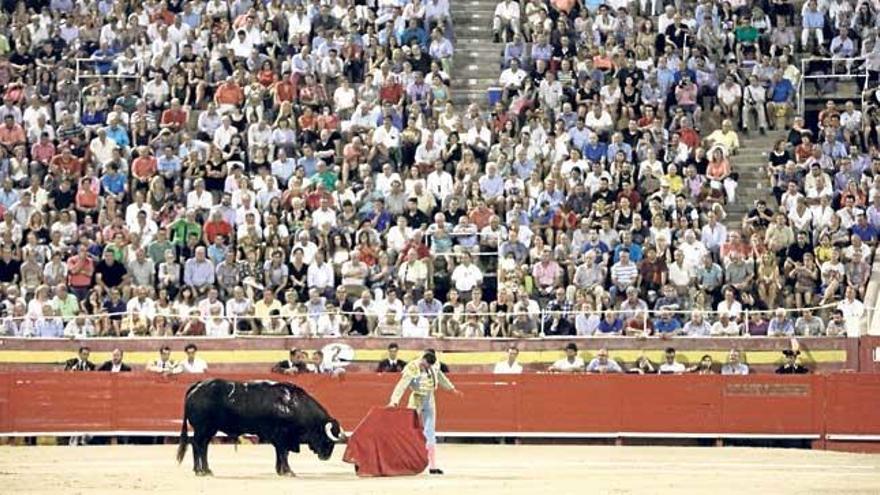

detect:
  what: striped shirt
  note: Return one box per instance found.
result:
[610,261,639,287]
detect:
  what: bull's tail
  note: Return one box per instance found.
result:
[176,408,189,464]
[177,382,200,464]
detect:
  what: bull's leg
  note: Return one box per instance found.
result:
[273,443,294,477]
[194,431,216,476]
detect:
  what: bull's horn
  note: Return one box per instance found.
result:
[325,422,341,442]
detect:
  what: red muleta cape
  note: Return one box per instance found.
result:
[343,406,428,477]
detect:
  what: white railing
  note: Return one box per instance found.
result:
[799,56,868,114]
[0,302,857,339]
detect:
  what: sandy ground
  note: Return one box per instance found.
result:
[0,444,878,495]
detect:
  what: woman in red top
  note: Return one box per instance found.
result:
[75,177,99,220]
[257,60,277,88]
[355,232,379,267]
[297,106,319,143]
[316,105,339,132]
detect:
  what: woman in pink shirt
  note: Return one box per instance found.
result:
[706,147,737,204]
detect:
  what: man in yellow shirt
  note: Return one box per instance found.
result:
[705,119,741,155]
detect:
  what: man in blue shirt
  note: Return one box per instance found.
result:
[90,43,116,75]
[767,72,794,129]
[612,231,643,263]
[605,133,633,163]
[568,119,591,150]
[157,145,182,181]
[852,214,879,244]
[0,179,19,210]
[479,163,504,201]
[653,310,683,335]
[400,19,428,48]
[100,163,127,201]
[801,0,825,48]
[767,309,795,337]
[511,149,535,179]
[105,120,130,149]
[582,133,607,164]
[297,145,319,178]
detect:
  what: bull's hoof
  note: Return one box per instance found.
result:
[429,468,444,475]
[278,471,297,478]
[195,470,213,477]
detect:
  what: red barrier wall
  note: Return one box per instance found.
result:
[0,373,878,439]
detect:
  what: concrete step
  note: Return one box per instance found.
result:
[452,9,496,17]
[456,39,503,47]
[452,77,497,86]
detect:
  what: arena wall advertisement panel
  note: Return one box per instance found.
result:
[0,373,877,441]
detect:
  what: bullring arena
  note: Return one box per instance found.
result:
[5,0,880,489]
[3,444,880,494]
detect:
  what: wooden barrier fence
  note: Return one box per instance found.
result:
[1,373,879,448]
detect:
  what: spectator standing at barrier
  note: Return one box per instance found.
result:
[720,349,749,375]
[493,346,523,374]
[775,350,810,374]
[585,348,623,374]
[64,346,95,371]
[272,348,311,375]
[146,346,179,375]
[687,355,716,375]
[658,348,686,374]
[177,343,208,374]
[97,349,131,372]
[548,343,584,373]
[377,343,407,373]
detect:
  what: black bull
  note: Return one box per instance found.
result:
[176,379,346,476]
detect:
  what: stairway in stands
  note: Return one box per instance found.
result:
[724,130,785,229]
[446,0,781,231]
[450,0,502,107]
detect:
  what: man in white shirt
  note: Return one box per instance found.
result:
[584,103,614,137]
[450,253,483,296]
[426,161,453,202]
[212,116,237,149]
[146,346,179,374]
[401,308,431,338]
[658,347,686,374]
[372,119,400,151]
[493,0,521,42]
[549,343,584,373]
[187,179,215,211]
[178,343,209,373]
[493,346,523,374]
[307,251,335,296]
[742,75,767,134]
[837,286,865,337]
[126,286,156,322]
[311,197,338,228]
[710,312,741,336]
[717,75,742,126]
[499,58,527,99]
[89,128,118,166]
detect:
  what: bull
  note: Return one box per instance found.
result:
[175,378,346,476]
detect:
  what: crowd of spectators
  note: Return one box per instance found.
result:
[0,0,873,341]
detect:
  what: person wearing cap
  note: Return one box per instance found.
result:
[548,343,585,373]
[775,349,809,374]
